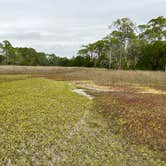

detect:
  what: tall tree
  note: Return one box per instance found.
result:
[139,16,166,42]
[1,40,15,64]
[110,18,136,69]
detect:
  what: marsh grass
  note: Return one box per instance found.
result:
[0,65,165,86]
[0,74,31,83]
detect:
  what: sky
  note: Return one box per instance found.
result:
[0,0,165,57]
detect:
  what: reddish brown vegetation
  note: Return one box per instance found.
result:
[94,91,166,152]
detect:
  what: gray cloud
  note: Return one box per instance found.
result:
[0,0,165,57]
[0,32,41,40]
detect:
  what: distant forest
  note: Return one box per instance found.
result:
[0,16,166,70]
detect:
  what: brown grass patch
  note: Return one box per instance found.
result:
[0,66,165,86]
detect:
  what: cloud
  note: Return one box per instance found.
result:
[0,0,165,57]
[0,32,41,40]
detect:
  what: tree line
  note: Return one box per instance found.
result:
[0,16,166,70]
[77,16,166,70]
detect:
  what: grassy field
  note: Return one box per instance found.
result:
[0,65,166,86]
[0,66,166,165]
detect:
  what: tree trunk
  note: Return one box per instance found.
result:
[109,48,112,69]
[119,46,122,70]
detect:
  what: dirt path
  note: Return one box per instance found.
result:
[69,88,93,137]
[72,88,94,100]
[72,89,94,100]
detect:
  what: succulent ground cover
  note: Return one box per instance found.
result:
[92,89,166,165]
[0,74,165,165]
[0,77,91,165]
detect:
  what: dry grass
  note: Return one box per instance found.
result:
[0,65,165,86]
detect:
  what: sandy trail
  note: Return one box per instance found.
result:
[72,88,94,100]
[68,88,93,137]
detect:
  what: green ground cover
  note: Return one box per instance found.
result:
[0,76,165,165]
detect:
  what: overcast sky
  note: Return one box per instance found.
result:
[0,0,165,57]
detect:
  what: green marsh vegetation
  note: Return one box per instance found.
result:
[0,72,165,165]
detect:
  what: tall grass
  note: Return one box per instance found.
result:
[0,66,165,86]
